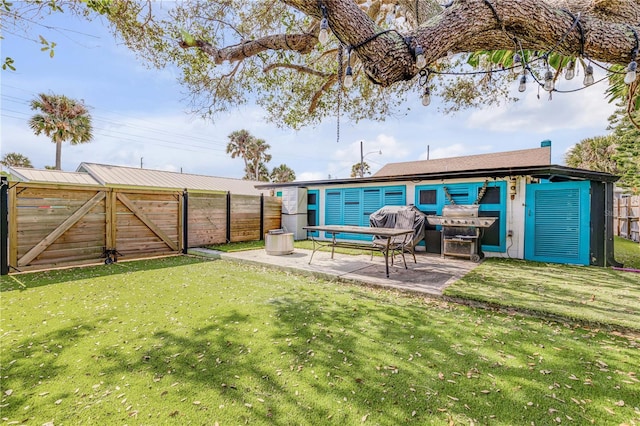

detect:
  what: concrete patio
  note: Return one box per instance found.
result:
[189,247,479,296]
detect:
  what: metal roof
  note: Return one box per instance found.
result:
[78,163,268,195]
[4,166,100,185]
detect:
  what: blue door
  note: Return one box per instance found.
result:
[524,181,591,265]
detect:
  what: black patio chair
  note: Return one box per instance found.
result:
[372,209,417,268]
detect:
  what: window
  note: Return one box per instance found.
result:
[479,186,501,204]
[307,192,317,205]
[419,189,437,205]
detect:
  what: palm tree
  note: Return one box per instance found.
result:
[28,93,93,170]
[1,152,33,168]
[564,135,619,174]
[270,164,296,182]
[245,138,272,181]
[226,129,254,173]
[244,163,270,181]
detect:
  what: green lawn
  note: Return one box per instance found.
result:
[615,236,640,269]
[444,239,640,331]
[1,257,639,425]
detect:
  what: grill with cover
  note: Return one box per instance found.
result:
[426,205,497,262]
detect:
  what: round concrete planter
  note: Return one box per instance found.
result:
[265,232,294,255]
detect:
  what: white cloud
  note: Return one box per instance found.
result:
[297,171,327,181]
[466,75,616,134]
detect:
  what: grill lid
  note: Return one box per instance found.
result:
[442,205,479,217]
[427,204,497,228]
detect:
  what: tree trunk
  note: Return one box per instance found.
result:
[280,0,640,86]
[55,141,62,170]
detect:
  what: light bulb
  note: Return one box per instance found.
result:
[512,53,523,74]
[543,69,554,92]
[318,18,329,45]
[414,45,426,69]
[583,64,594,86]
[421,87,431,106]
[624,61,637,85]
[518,74,527,92]
[565,60,575,80]
[344,65,354,88]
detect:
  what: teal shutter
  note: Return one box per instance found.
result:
[325,191,342,225]
[525,181,590,265]
[343,189,361,226]
[383,187,406,205]
[363,188,382,218]
[323,186,405,241]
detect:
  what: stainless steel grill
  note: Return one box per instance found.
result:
[426,205,497,262]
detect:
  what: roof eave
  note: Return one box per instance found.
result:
[255,165,619,189]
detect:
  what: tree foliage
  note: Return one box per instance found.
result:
[86,0,640,130]
[270,164,296,182]
[226,129,297,182]
[1,152,33,168]
[5,1,640,130]
[244,162,271,182]
[28,93,93,170]
[564,136,619,174]
[609,110,640,194]
[350,161,371,178]
[566,108,640,194]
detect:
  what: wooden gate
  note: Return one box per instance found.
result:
[4,182,280,273]
[7,183,181,272]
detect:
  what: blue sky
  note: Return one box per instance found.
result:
[1,8,617,181]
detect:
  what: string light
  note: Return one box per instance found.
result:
[583,63,595,86]
[565,60,575,80]
[418,68,431,107]
[512,53,523,74]
[344,65,354,88]
[343,47,354,88]
[543,69,554,91]
[318,3,330,45]
[415,45,427,69]
[625,60,637,84]
[421,86,431,106]
[518,73,527,92]
[626,27,638,85]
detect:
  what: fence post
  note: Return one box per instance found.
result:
[1,177,8,275]
[605,182,623,267]
[226,191,231,243]
[182,189,189,254]
[260,193,264,240]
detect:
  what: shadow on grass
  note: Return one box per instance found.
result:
[0,255,213,292]
[88,292,640,423]
[2,258,638,424]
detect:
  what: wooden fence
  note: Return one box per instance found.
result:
[613,195,639,242]
[3,181,281,273]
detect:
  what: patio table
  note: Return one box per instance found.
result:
[303,225,414,278]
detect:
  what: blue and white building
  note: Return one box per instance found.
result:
[258,142,620,267]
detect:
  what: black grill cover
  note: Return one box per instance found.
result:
[369,205,427,246]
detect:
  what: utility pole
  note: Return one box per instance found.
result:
[140,157,143,169]
[360,141,364,178]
